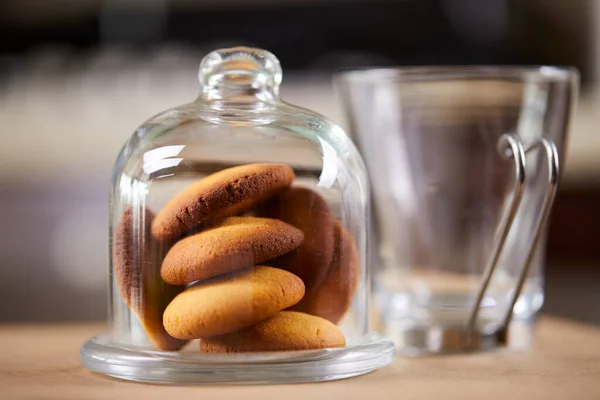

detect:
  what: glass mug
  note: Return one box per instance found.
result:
[336,67,578,354]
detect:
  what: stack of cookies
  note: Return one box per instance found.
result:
[114,163,359,353]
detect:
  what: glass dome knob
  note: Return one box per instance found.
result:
[198,47,282,101]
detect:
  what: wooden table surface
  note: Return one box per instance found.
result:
[1,317,600,399]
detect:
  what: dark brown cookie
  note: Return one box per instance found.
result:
[262,187,335,290]
[113,207,187,351]
[163,266,305,339]
[290,222,360,324]
[151,163,295,241]
[161,216,304,285]
[199,311,346,353]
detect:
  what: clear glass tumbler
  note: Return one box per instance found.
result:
[336,67,578,354]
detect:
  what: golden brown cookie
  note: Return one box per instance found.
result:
[163,266,305,339]
[113,207,187,351]
[262,187,335,290]
[151,163,295,241]
[161,216,304,285]
[290,222,360,324]
[199,311,346,353]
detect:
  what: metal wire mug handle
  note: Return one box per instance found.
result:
[466,133,560,347]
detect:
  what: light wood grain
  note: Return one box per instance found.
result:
[1,317,599,399]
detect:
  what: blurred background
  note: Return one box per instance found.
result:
[0,0,598,323]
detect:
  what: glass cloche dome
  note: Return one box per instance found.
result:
[80,46,394,384]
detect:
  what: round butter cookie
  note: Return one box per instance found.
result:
[151,163,295,241]
[163,266,305,339]
[113,207,187,351]
[262,187,335,290]
[161,217,303,285]
[199,311,346,353]
[290,222,359,324]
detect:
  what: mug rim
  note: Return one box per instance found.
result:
[335,65,579,84]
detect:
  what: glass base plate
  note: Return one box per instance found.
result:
[80,331,395,385]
